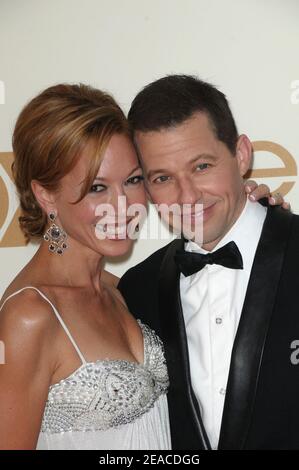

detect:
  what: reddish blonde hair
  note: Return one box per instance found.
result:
[12,83,129,242]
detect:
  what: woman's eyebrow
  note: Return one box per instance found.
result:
[92,166,142,182]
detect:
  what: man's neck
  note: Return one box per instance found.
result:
[201,194,247,252]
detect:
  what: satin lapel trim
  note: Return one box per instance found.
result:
[218,208,293,449]
[158,238,184,364]
[158,237,211,450]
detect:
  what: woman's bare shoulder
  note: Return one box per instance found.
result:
[0,287,56,450]
[0,286,59,343]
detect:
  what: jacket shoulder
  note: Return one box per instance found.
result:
[118,240,174,290]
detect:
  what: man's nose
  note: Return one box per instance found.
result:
[178,178,202,205]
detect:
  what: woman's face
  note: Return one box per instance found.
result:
[53,133,147,258]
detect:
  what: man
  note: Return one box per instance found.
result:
[118,75,298,450]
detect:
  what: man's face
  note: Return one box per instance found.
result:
[134,112,252,250]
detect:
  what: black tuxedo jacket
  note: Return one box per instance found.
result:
[118,207,299,450]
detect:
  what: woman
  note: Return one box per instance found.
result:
[0,83,286,450]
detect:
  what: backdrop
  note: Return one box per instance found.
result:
[0,0,298,296]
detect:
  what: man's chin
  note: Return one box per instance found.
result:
[181,228,203,246]
[201,230,225,251]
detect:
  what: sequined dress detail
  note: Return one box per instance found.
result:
[1,287,171,450]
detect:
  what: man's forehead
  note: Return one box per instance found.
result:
[135,132,220,168]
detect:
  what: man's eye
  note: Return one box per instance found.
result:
[90,184,106,193]
[196,163,210,171]
[126,175,144,185]
[153,175,170,184]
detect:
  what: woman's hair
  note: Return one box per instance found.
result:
[12,83,129,242]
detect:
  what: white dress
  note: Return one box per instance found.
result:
[1,286,171,450]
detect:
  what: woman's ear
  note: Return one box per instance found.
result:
[236,134,253,177]
[31,180,57,215]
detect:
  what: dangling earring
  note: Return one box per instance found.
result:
[43,212,68,255]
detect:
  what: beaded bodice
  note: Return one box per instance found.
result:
[41,321,169,433]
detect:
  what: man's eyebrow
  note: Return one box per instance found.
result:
[189,154,218,164]
[147,168,170,180]
[146,154,217,179]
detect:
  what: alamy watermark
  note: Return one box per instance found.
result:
[290,340,299,365]
[0,80,5,104]
[94,196,204,244]
[290,80,299,104]
[0,340,5,364]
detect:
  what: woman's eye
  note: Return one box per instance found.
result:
[196,163,210,171]
[126,175,144,185]
[153,175,170,184]
[89,184,106,193]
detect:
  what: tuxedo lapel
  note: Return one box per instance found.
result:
[158,238,211,450]
[218,208,293,449]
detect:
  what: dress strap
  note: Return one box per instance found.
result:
[0,286,86,365]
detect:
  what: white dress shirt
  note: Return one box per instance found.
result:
[180,199,267,449]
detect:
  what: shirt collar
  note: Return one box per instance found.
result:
[185,199,267,271]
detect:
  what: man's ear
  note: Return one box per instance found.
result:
[235,134,253,177]
[31,180,57,215]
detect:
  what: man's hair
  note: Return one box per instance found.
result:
[128,74,239,154]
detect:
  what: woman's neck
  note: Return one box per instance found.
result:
[30,239,104,293]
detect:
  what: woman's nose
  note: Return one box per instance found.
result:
[109,187,127,219]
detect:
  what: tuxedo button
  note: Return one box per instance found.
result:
[219,388,226,395]
[216,317,223,324]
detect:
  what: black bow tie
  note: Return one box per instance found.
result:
[174,241,243,277]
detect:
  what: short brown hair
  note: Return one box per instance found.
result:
[12,83,129,242]
[128,74,238,154]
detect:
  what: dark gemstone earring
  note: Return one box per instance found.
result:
[43,212,68,255]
